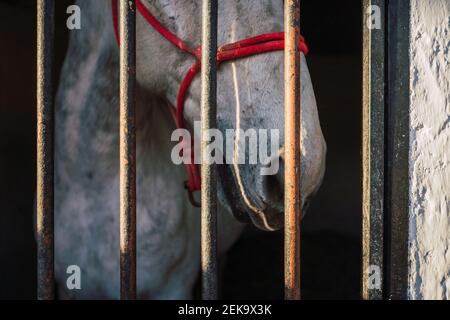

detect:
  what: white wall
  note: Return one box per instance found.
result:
[409,0,450,300]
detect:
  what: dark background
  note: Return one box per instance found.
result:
[0,0,362,299]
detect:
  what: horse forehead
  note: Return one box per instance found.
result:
[138,0,284,51]
[141,0,281,24]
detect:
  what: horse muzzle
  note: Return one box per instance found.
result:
[218,163,286,231]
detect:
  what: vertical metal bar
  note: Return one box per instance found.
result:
[385,0,410,300]
[284,0,302,300]
[200,0,218,300]
[119,0,137,300]
[37,0,55,301]
[362,0,385,300]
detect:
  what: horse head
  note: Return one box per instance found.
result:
[134,0,326,231]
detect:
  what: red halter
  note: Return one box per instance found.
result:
[112,0,308,204]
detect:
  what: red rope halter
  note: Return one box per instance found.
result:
[112,0,308,202]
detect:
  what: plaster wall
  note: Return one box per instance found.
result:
[409,0,450,300]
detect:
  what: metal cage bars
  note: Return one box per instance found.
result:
[362,0,385,300]
[200,0,219,301]
[36,0,55,301]
[361,0,411,300]
[284,0,302,300]
[36,0,303,300]
[119,0,137,300]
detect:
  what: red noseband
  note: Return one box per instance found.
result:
[112,0,308,203]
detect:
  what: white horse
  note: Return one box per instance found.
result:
[54,0,326,299]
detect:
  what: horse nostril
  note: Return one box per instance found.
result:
[261,157,284,205]
[303,197,311,210]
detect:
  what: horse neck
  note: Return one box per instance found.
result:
[56,0,179,182]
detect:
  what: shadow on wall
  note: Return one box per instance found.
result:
[0,0,361,299]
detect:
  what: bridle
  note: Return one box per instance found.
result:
[112,0,308,207]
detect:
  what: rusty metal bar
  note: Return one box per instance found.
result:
[200,0,218,300]
[284,0,302,300]
[362,0,385,300]
[119,0,137,300]
[385,0,410,300]
[37,0,55,301]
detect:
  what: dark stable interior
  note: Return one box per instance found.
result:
[0,0,361,299]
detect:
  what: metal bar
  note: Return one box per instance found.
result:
[284,0,302,300]
[362,0,385,300]
[385,0,410,300]
[37,0,55,301]
[200,0,218,300]
[119,0,137,300]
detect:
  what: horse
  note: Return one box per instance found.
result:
[54,0,326,299]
